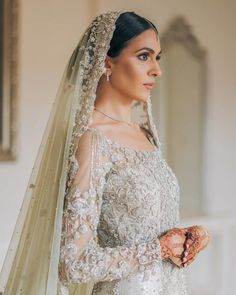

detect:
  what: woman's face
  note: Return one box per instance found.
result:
[106,28,162,103]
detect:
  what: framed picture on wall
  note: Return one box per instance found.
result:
[0,0,18,161]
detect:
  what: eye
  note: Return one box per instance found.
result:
[138,52,162,61]
[138,52,149,61]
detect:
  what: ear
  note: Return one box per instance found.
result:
[104,55,115,72]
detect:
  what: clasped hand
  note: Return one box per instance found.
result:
[160,225,210,268]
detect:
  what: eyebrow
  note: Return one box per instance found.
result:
[135,47,162,56]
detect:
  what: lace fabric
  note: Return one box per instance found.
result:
[58,127,188,294]
[59,129,163,286]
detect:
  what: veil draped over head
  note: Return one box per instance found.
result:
[0,10,161,295]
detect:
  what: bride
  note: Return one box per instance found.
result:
[0,10,210,295]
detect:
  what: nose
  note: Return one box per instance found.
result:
[150,60,162,78]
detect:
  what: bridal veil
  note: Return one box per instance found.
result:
[0,10,161,295]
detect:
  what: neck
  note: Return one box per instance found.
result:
[94,101,132,122]
[95,81,133,122]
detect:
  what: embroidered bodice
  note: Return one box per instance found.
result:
[58,126,187,295]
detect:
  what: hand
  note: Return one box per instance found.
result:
[160,225,210,269]
[181,225,210,268]
[177,225,210,268]
[160,228,187,265]
[177,231,198,268]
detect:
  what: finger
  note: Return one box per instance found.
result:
[181,228,189,234]
[170,257,182,268]
[187,228,209,253]
[183,243,200,260]
[201,231,211,247]
[188,225,200,231]
[182,254,197,268]
[184,238,195,251]
[182,252,196,263]
[174,259,184,269]
[183,241,197,256]
[184,256,196,267]
[171,255,185,268]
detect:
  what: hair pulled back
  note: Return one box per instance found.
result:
[107,12,159,58]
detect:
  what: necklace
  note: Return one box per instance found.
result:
[94,107,134,126]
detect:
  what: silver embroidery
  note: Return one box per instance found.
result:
[59,128,187,294]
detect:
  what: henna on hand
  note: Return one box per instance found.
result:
[160,241,173,260]
[167,225,210,269]
[181,225,210,268]
[160,228,187,261]
[160,226,210,269]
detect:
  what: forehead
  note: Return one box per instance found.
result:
[124,29,160,52]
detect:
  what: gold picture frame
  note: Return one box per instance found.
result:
[0,0,19,161]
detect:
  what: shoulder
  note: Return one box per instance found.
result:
[88,121,118,132]
[75,124,109,158]
[74,128,100,162]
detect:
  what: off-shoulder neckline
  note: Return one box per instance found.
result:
[87,126,159,154]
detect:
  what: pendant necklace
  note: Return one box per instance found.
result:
[94,107,134,127]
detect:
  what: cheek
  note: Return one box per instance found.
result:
[123,61,144,82]
[114,61,144,89]
[111,59,149,101]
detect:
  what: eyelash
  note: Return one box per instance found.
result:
[138,52,161,61]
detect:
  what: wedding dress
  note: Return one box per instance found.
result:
[0,10,187,295]
[58,126,188,295]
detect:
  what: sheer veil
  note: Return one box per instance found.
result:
[0,10,161,295]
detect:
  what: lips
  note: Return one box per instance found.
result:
[143,83,154,90]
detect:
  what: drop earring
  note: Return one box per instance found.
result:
[106,69,110,82]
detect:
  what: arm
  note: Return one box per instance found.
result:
[59,130,163,285]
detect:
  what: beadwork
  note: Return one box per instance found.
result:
[59,127,188,294]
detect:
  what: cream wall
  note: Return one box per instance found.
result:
[0,0,95,268]
[0,0,235,293]
[97,0,236,216]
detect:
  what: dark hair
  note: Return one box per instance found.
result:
[107,12,159,58]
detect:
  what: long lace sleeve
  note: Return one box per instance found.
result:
[59,130,163,285]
